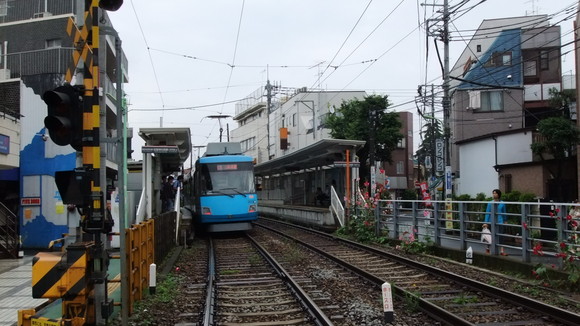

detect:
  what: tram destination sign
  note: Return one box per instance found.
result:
[141,145,180,154]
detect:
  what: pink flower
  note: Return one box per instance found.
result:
[523,222,528,230]
[364,181,370,187]
[560,242,567,249]
[533,243,544,256]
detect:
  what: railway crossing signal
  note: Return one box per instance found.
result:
[99,0,123,11]
[43,84,84,151]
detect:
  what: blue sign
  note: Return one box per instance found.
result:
[0,134,9,154]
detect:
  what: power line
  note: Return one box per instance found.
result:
[129,0,166,115]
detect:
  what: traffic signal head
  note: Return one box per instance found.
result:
[99,0,123,11]
[43,85,83,151]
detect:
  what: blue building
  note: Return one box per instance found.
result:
[0,0,129,249]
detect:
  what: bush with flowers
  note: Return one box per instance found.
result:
[336,179,390,244]
[529,207,580,290]
[397,229,432,254]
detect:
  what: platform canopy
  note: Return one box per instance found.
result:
[138,128,191,173]
[255,138,365,176]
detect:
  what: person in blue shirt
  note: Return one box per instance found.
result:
[484,188,507,255]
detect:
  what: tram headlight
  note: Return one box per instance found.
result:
[248,204,256,213]
[202,207,212,215]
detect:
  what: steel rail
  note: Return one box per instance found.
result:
[256,222,471,326]
[201,238,215,326]
[258,219,580,326]
[247,234,334,326]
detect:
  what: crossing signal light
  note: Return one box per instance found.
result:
[43,84,83,151]
[99,0,123,11]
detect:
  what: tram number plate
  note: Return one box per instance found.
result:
[31,318,60,326]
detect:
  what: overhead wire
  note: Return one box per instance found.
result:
[129,0,166,115]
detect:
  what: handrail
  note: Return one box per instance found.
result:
[135,190,146,224]
[330,186,345,227]
[174,187,181,244]
[0,201,18,258]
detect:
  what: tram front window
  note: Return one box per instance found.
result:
[200,162,255,195]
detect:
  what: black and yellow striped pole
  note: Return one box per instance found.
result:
[40,1,123,324]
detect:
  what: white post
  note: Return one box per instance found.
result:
[382,282,394,323]
[149,263,157,295]
[466,246,473,264]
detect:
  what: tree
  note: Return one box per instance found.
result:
[415,118,443,180]
[531,116,580,201]
[325,94,402,186]
[548,88,576,119]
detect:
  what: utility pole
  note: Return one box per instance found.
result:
[266,79,272,159]
[443,0,452,199]
[368,106,377,197]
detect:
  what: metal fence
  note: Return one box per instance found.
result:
[367,199,580,265]
[3,48,74,77]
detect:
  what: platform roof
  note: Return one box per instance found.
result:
[254,138,365,176]
[138,128,191,173]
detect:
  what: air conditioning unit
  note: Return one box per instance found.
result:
[0,69,10,80]
[33,12,52,19]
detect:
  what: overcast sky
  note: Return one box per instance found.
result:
[107,0,578,163]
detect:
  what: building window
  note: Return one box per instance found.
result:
[540,50,549,70]
[524,60,537,76]
[46,38,61,48]
[396,161,404,174]
[485,51,512,67]
[292,113,296,126]
[505,174,512,193]
[476,44,481,52]
[397,138,405,148]
[0,0,7,16]
[241,137,256,152]
[480,91,503,111]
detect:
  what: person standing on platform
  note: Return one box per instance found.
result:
[163,175,176,212]
[484,189,507,256]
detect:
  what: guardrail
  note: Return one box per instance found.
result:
[366,199,580,265]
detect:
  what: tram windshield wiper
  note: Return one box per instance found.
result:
[219,187,247,197]
[210,190,234,198]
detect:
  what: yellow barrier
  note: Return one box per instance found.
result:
[125,219,155,314]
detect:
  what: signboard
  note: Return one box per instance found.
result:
[333,161,360,168]
[141,146,179,154]
[445,166,452,196]
[419,182,431,206]
[31,317,60,326]
[435,138,444,172]
[445,199,453,230]
[0,134,9,154]
[21,197,41,206]
[370,165,376,196]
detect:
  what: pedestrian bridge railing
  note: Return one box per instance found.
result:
[364,199,580,265]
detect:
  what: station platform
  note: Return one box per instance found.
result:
[0,253,47,326]
[0,251,121,326]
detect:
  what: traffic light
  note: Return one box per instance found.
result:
[43,84,84,151]
[99,0,123,11]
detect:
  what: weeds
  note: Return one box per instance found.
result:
[403,290,421,312]
[452,293,478,304]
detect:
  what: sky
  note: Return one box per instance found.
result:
[106,0,578,164]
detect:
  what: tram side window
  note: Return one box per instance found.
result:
[200,164,212,194]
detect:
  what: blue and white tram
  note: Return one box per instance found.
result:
[192,142,258,232]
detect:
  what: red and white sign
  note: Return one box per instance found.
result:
[21,197,41,206]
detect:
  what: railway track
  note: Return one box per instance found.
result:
[256,218,580,326]
[204,235,332,325]
[249,229,436,325]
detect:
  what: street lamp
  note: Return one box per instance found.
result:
[203,115,231,142]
